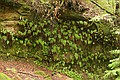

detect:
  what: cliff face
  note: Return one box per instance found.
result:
[0,0,88,33]
[0,1,30,33]
[0,1,120,74]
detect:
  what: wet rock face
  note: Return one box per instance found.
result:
[0,0,22,9]
[0,5,20,21]
[0,0,30,33]
[0,4,20,33]
[0,21,19,34]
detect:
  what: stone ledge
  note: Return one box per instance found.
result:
[0,21,19,34]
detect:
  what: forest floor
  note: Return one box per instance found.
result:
[0,58,73,80]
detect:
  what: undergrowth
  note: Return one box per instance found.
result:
[0,0,120,80]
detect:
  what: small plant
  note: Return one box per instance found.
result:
[104,50,120,80]
[56,67,82,80]
[0,72,12,80]
[64,70,82,80]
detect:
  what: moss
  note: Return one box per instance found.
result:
[0,72,12,80]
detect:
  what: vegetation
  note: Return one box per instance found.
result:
[0,72,12,80]
[104,50,120,80]
[0,0,120,80]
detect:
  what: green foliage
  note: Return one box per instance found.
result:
[63,70,82,80]
[0,29,14,46]
[0,1,119,78]
[0,72,12,80]
[0,14,117,71]
[104,50,120,80]
[53,67,82,80]
[0,0,119,80]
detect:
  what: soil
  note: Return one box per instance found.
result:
[0,58,73,80]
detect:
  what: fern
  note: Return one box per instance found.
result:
[108,57,120,69]
[109,50,120,54]
[104,50,120,79]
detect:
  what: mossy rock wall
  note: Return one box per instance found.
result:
[0,0,119,72]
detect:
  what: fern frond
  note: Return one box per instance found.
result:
[109,50,120,54]
[108,61,120,69]
[104,70,117,78]
[110,57,120,62]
